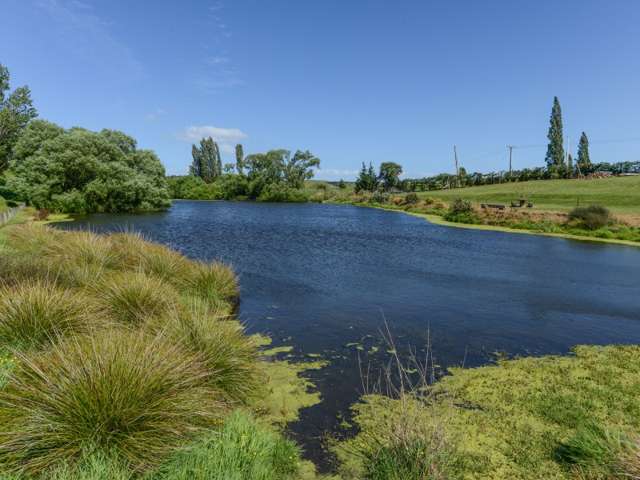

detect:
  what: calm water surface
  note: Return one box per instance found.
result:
[63,201,640,469]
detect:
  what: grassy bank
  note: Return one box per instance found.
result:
[412,176,640,214]
[0,218,331,480]
[319,177,640,246]
[337,345,640,480]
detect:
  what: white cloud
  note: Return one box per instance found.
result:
[177,126,247,144]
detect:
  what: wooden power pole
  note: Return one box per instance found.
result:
[453,145,459,188]
[507,145,514,180]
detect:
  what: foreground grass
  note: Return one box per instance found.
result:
[337,345,640,479]
[0,220,327,479]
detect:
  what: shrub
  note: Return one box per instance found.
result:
[0,328,224,476]
[0,281,92,351]
[151,301,260,403]
[94,271,178,325]
[34,209,50,221]
[153,411,300,480]
[405,193,419,205]
[183,263,239,311]
[370,191,389,204]
[443,198,478,224]
[6,200,18,208]
[568,204,612,230]
[257,184,309,203]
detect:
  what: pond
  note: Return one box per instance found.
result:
[61,200,640,469]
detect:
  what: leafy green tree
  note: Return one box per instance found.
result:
[284,150,320,189]
[0,64,37,172]
[577,132,591,174]
[378,162,403,191]
[190,137,222,183]
[235,144,245,176]
[567,153,574,178]
[545,96,564,168]
[6,121,169,213]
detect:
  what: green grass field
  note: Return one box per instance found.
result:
[417,176,640,214]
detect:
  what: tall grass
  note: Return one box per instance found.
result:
[0,328,225,476]
[94,271,178,325]
[0,281,93,351]
[150,301,260,403]
[183,262,239,311]
[107,232,192,284]
[153,411,300,480]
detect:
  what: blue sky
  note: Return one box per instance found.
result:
[2,1,640,178]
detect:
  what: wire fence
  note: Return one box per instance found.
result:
[0,207,21,227]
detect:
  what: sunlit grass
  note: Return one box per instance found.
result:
[0,328,225,476]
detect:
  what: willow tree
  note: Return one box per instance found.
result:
[0,64,37,172]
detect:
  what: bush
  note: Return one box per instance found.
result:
[94,271,178,325]
[568,204,611,230]
[0,328,224,476]
[370,191,389,204]
[0,281,92,351]
[443,198,478,224]
[405,193,419,205]
[153,411,300,480]
[257,184,308,203]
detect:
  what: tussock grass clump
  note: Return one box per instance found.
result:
[0,281,92,351]
[94,271,178,325]
[107,232,192,283]
[183,262,239,310]
[0,328,224,476]
[149,301,259,404]
[153,410,300,480]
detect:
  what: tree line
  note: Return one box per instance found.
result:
[355,96,638,193]
[0,64,170,213]
[169,138,320,202]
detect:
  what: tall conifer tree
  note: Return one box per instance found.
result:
[545,97,564,168]
[577,132,591,173]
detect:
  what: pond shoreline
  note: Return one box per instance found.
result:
[343,202,640,248]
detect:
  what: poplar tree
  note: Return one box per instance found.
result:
[190,137,221,183]
[235,144,244,176]
[545,97,564,168]
[577,132,591,173]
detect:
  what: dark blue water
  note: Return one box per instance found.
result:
[62,200,640,468]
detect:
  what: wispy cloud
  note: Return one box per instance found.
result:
[194,1,241,94]
[35,0,143,80]
[177,125,247,148]
[145,108,167,121]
